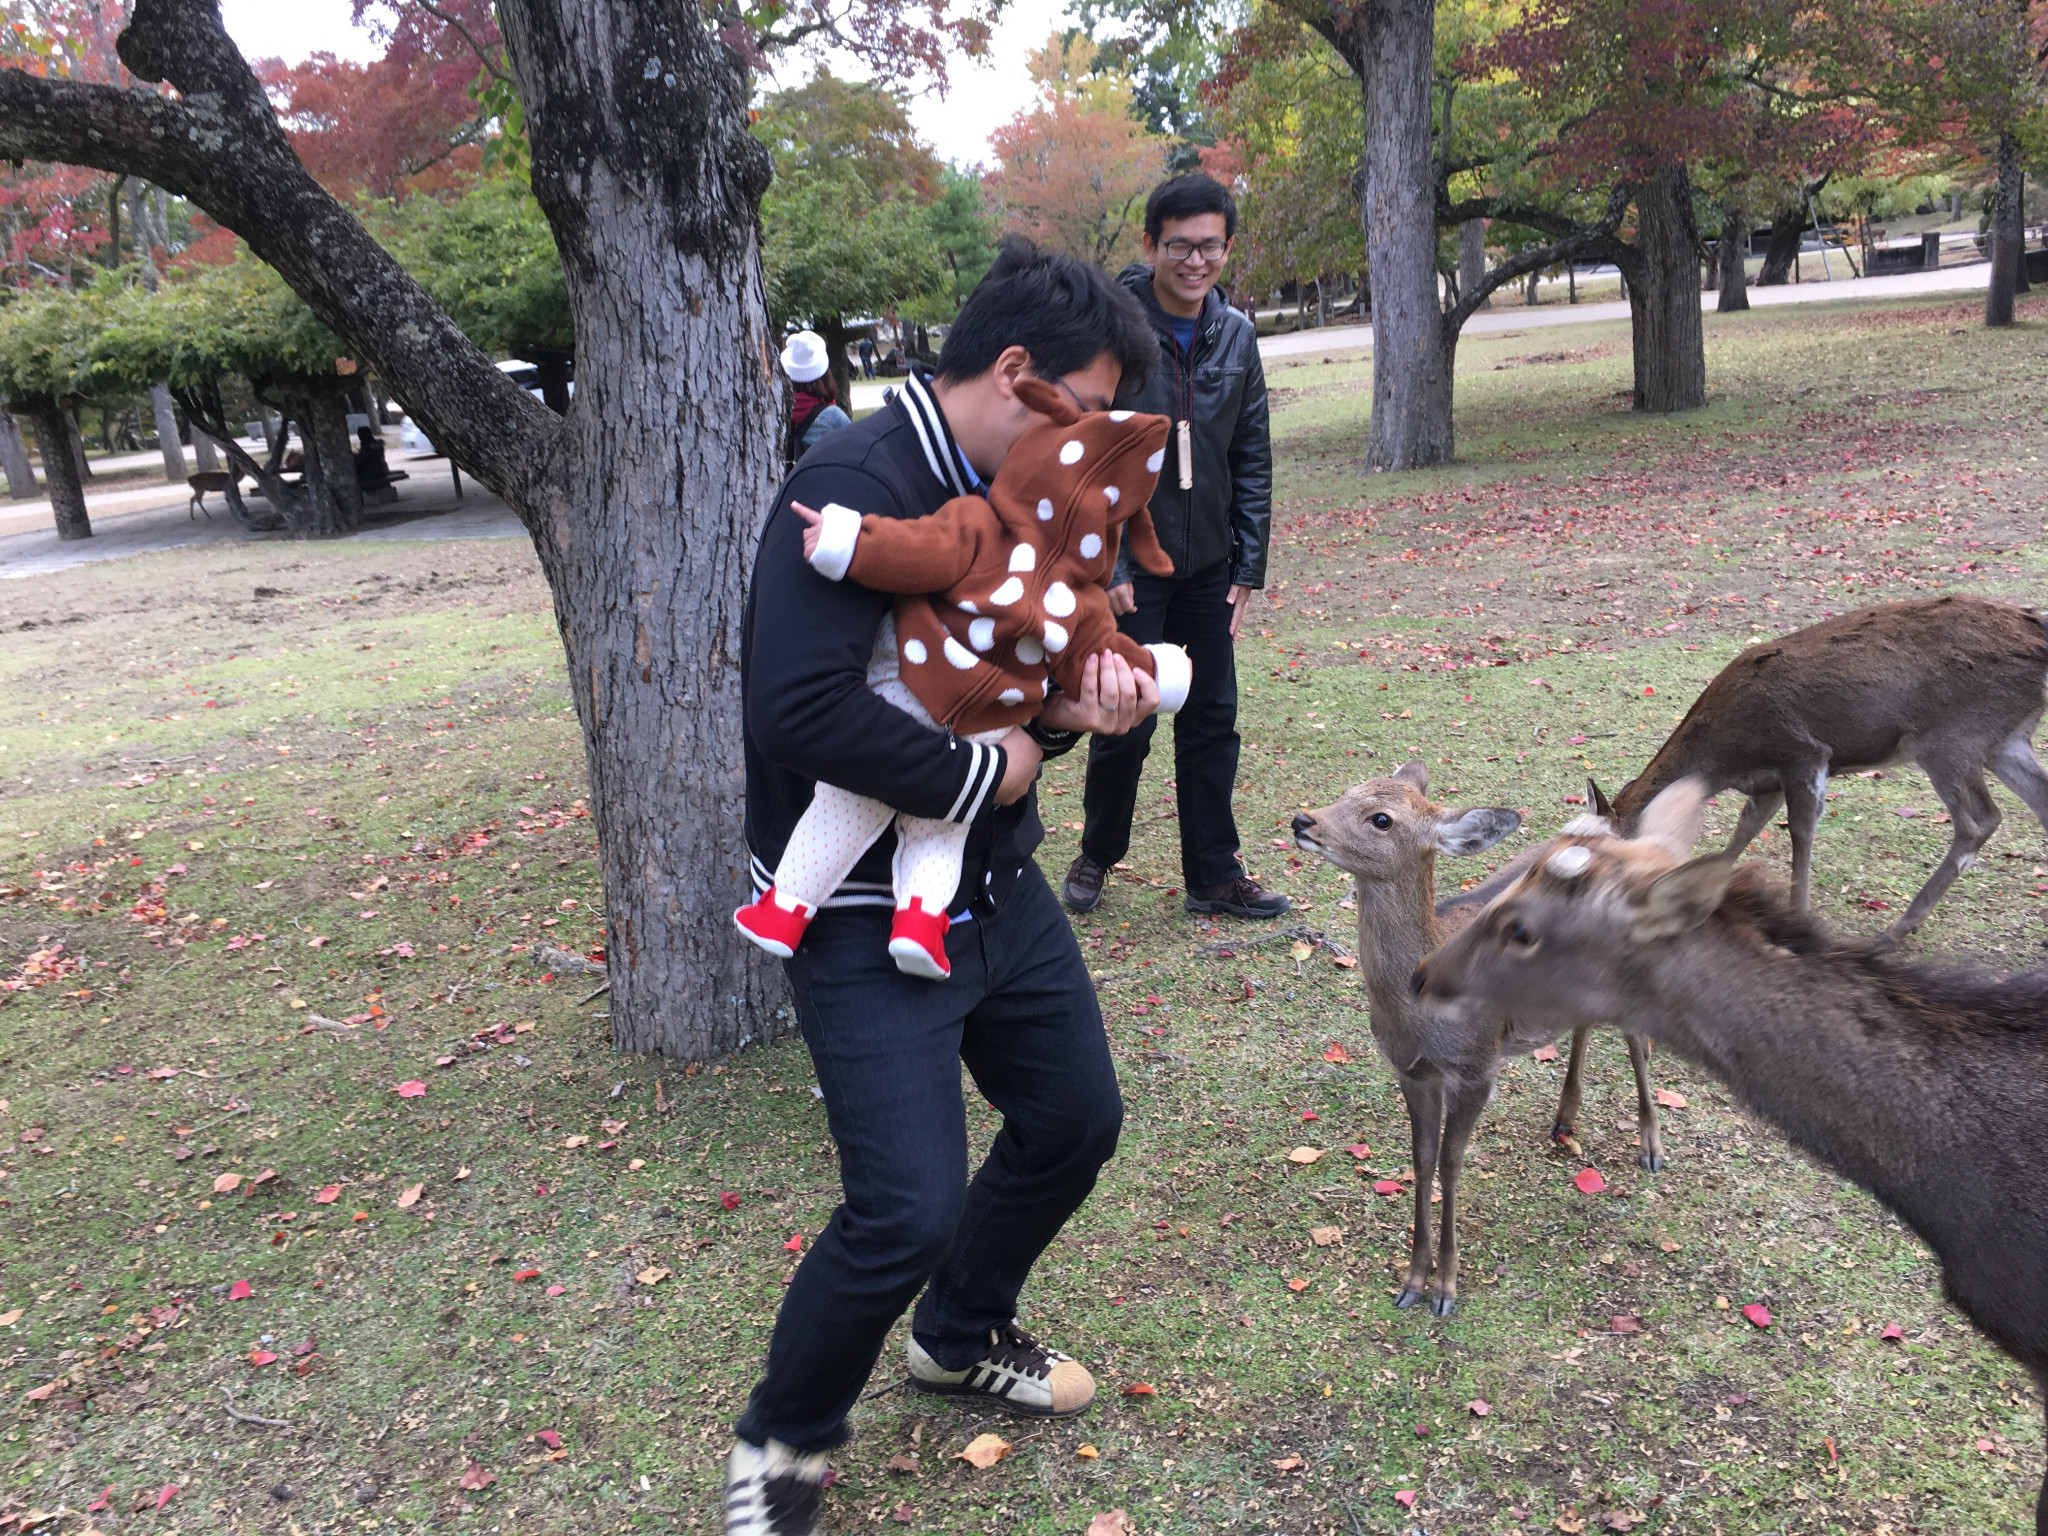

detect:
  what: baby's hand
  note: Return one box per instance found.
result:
[790,501,823,563]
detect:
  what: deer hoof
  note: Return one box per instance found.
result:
[1393,1286,1424,1310]
[1430,1294,1457,1318]
[1550,1121,1576,1144]
[1638,1150,1665,1172]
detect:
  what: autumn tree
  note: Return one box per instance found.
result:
[983,34,1172,268]
[0,278,101,536]
[0,0,983,1061]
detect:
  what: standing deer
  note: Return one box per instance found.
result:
[1292,762,1667,1316]
[1590,594,2048,942]
[1413,778,2048,1535]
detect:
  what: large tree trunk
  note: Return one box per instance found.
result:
[1458,219,1487,311]
[189,419,220,473]
[148,381,186,480]
[1756,205,1804,286]
[0,409,36,499]
[1358,0,1453,470]
[1987,129,2023,328]
[497,0,785,1058]
[1626,165,1705,412]
[292,386,363,535]
[19,396,90,539]
[1717,211,1750,312]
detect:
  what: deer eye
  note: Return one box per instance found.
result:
[1370,813,1393,830]
[1505,919,1537,949]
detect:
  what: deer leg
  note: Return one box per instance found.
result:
[1782,761,1830,912]
[1990,730,2048,836]
[1723,788,1784,860]
[1552,1027,1592,1145]
[2033,1368,2047,1536]
[1884,761,1999,941]
[1393,1068,1444,1310]
[1624,1032,1664,1171]
[1429,1071,1494,1317]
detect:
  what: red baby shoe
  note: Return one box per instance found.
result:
[734,888,814,959]
[888,898,952,980]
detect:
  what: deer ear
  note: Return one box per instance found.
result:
[1634,777,1706,860]
[1434,806,1521,858]
[1391,760,1429,791]
[1012,375,1080,425]
[1631,854,1736,942]
[1587,778,1613,820]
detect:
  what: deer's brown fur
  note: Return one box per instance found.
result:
[1414,780,2048,1533]
[1594,594,2048,942]
[1291,762,1665,1315]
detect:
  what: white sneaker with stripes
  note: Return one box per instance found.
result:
[723,1438,828,1536]
[906,1323,1097,1417]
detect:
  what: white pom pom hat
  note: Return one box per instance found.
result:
[780,330,831,384]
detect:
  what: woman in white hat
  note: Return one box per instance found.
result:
[781,330,852,468]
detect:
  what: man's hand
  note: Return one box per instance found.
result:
[994,727,1043,805]
[1226,583,1255,641]
[1041,651,1160,737]
[1107,581,1136,616]
[790,501,823,563]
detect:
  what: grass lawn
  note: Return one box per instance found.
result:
[4,291,2047,1535]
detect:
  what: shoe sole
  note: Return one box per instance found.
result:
[888,937,951,980]
[1061,886,1102,914]
[733,914,797,959]
[1183,896,1291,919]
[907,1374,1093,1418]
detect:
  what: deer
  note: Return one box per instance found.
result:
[1587,594,2048,944]
[1291,761,1666,1316]
[1412,777,2048,1536]
[186,470,240,520]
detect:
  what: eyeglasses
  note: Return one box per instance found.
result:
[1162,237,1228,264]
[1055,377,1110,414]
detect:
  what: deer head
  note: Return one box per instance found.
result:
[1292,761,1521,887]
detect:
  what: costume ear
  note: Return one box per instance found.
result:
[1119,504,1175,576]
[1012,375,1080,425]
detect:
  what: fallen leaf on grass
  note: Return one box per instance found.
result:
[0,1309,22,1328]
[535,1430,562,1450]
[1742,1303,1774,1329]
[1879,1323,1905,1342]
[1344,1143,1370,1159]
[720,1192,742,1210]
[1532,1044,1559,1062]
[455,1166,471,1180]
[885,1453,920,1473]
[1076,1444,1100,1459]
[23,1380,61,1402]
[892,1503,914,1524]
[1085,1512,1132,1536]
[1653,1088,1687,1109]
[155,1487,178,1512]
[312,1185,341,1204]
[1603,1514,1642,1532]
[783,1233,804,1252]
[1123,1381,1159,1396]
[1322,1041,1352,1063]
[1556,1517,1586,1534]
[1271,1455,1303,1471]
[1286,1146,1323,1164]
[249,1350,278,1366]
[458,1463,495,1491]
[86,1488,110,1513]
[1289,940,1313,961]
[544,1285,565,1297]
[957,1433,1010,1468]
[1657,1238,1681,1253]
[1332,954,1357,969]
[1609,1315,1642,1334]
[1393,1490,1417,1510]
[394,1080,426,1099]
[1309,1226,1342,1247]
[213,1172,243,1194]
[396,1183,424,1209]
[512,1269,541,1284]
[1468,1398,1491,1417]
[1286,1278,1309,1293]
[1372,1179,1401,1195]
[1573,1168,1607,1195]
[635,1267,671,1287]
[226,1279,252,1301]
[562,1135,589,1149]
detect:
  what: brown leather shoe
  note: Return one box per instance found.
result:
[1185,874,1290,919]
[1061,853,1107,914]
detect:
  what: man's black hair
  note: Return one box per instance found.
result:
[935,238,1156,390]
[1143,173,1237,242]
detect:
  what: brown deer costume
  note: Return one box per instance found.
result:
[734,378,1191,979]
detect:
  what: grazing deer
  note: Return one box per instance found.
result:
[1413,777,2048,1535]
[187,470,237,520]
[1292,762,1666,1316]
[1589,594,2048,942]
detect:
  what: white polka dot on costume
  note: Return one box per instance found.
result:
[1008,545,1036,573]
[1043,620,1069,652]
[968,617,996,651]
[902,638,927,665]
[1036,497,1054,521]
[1043,581,1076,618]
[957,599,978,614]
[989,576,1024,606]
[943,636,980,670]
[998,688,1025,706]
[1109,410,1133,422]
[1146,449,1164,473]
[1103,485,1119,505]
[1014,634,1044,665]
[1078,533,1102,560]
[1059,440,1084,465]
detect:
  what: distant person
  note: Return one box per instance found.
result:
[1064,172,1283,922]
[352,426,388,485]
[781,331,852,470]
[858,335,876,379]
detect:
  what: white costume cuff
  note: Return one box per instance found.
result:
[1147,642,1192,713]
[808,502,862,582]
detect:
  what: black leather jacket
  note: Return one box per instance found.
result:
[1111,265,1272,589]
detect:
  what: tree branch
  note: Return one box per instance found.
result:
[412,0,512,85]
[0,0,555,512]
[1440,186,1635,334]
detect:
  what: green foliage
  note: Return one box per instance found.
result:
[903,166,998,321]
[94,259,347,390]
[378,175,571,357]
[0,278,107,402]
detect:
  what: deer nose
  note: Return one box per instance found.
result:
[1291,814,1314,838]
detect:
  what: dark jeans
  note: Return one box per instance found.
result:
[1081,559,1245,889]
[733,862,1122,1452]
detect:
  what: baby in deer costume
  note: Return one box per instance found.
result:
[734,378,1191,979]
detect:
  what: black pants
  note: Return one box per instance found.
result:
[1081,559,1245,889]
[733,862,1122,1452]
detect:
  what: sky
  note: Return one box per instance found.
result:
[216,0,1075,170]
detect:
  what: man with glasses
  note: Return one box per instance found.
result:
[1063,174,1283,922]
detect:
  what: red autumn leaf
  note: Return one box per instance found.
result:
[1468,1398,1492,1416]
[1344,1143,1371,1159]
[1742,1303,1773,1329]
[1573,1167,1607,1195]
[535,1430,562,1450]
[1394,1490,1417,1510]
[1270,1455,1304,1471]
[545,1284,566,1296]
[156,1486,178,1512]
[1373,1179,1402,1195]
[1532,1044,1560,1062]
[394,1080,426,1098]
[249,1350,278,1366]
[1122,1381,1158,1396]
[512,1269,541,1283]
[312,1184,341,1204]
[1642,686,1655,696]
[1610,1315,1642,1334]
[1879,1323,1905,1342]
[226,1279,253,1301]
[1300,1110,1319,1122]
[783,1233,804,1252]
[892,1504,915,1524]
[23,1380,60,1402]
[720,1192,741,1211]
[294,1336,317,1356]
[1653,1088,1687,1109]
[1322,1042,1352,1063]
[458,1462,495,1491]
[1413,1421,1432,1438]
[87,1487,111,1513]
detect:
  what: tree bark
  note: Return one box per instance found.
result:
[1716,212,1750,313]
[1356,0,1453,469]
[291,385,364,535]
[1626,165,1705,413]
[1458,219,1487,310]
[68,401,93,481]
[0,410,37,499]
[1756,204,1804,286]
[18,396,90,539]
[189,419,220,473]
[148,381,187,481]
[1987,128,2022,328]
